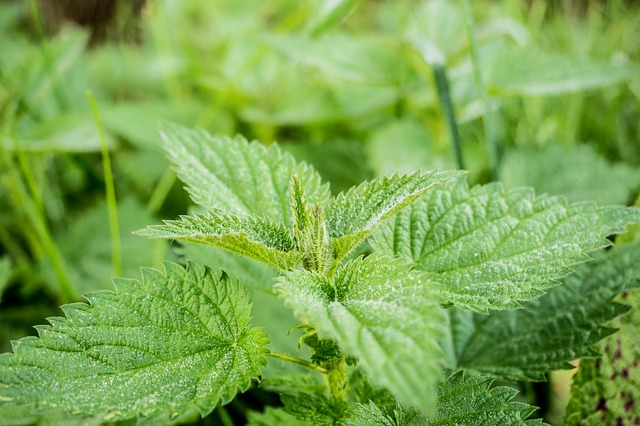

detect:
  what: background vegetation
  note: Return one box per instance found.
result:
[1,0,639,424]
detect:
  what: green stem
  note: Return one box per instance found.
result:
[216,406,234,426]
[147,166,176,214]
[462,0,500,180]
[268,351,328,374]
[432,64,465,170]
[86,90,122,277]
[0,147,75,302]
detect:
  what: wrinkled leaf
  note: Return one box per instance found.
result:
[449,242,640,380]
[372,179,640,312]
[275,255,446,414]
[159,123,330,225]
[0,262,269,423]
[138,212,301,271]
[326,170,464,263]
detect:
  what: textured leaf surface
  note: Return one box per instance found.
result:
[280,392,348,425]
[138,212,301,271]
[326,171,464,262]
[0,262,269,423]
[159,123,330,225]
[372,179,640,312]
[501,144,640,205]
[343,372,542,425]
[275,255,446,414]
[563,288,640,425]
[447,242,640,380]
[431,372,543,425]
[343,401,426,425]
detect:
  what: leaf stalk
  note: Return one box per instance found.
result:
[268,351,329,374]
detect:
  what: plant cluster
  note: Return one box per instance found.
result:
[2,124,640,425]
[1,0,640,424]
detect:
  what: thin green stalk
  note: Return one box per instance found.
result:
[432,64,465,170]
[462,0,500,180]
[86,90,122,277]
[147,167,176,214]
[216,406,234,426]
[268,351,328,374]
[0,148,75,302]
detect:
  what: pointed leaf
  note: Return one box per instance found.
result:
[159,123,330,225]
[343,401,426,426]
[138,212,302,271]
[372,179,640,312]
[0,262,269,423]
[449,242,640,380]
[326,171,464,262]
[431,371,543,425]
[344,372,543,426]
[275,255,446,414]
[280,392,349,425]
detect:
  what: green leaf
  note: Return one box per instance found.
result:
[431,372,543,425]
[563,290,640,425]
[372,179,640,312]
[158,123,330,225]
[366,118,454,176]
[275,255,446,414]
[344,372,542,425]
[137,212,302,271]
[343,401,426,426]
[326,171,464,263]
[304,0,360,35]
[281,392,349,425]
[501,144,640,205]
[0,262,269,423]
[247,406,312,426]
[179,244,304,365]
[448,242,640,381]
[486,49,640,96]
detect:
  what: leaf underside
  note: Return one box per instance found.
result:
[449,242,640,380]
[158,123,330,227]
[275,255,446,415]
[0,262,269,423]
[138,212,302,271]
[372,179,640,312]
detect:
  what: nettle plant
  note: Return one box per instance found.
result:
[2,123,640,425]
